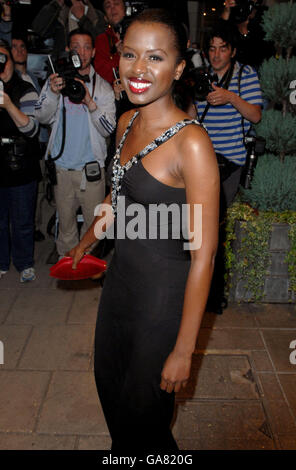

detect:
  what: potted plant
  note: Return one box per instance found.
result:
[226,0,296,303]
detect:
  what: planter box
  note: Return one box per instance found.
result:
[229,222,295,303]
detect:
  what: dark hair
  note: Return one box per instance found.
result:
[67,28,95,48]
[205,23,238,53]
[125,8,188,64]
[11,33,28,50]
[0,38,12,58]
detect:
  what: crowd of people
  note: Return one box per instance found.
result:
[1,0,269,451]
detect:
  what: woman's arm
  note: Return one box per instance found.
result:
[160,125,220,393]
[68,192,114,268]
[67,110,135,267]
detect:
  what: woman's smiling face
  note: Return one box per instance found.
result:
[119,21,185,106]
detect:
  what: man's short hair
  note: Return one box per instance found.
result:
[11,33,28,49]
[205,23,238,53]
[67,28,95,48]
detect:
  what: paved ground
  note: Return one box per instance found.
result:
[0,202,296,450]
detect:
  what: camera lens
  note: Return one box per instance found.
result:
[193,71,213,101]
[62,78,86,104]
[0,53,7,74]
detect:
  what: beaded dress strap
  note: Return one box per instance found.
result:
[111,114,200,214]
[116,110,139,155]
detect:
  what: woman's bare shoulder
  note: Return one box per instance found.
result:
[117,109,137,132]
[179,122,212,154]
[175,122,217,173]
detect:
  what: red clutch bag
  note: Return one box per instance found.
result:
[50,254,107,280]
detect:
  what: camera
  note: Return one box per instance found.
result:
[190,68,215,101]
[49,51,88,104]
[241,135,266,189]
[125,1,148,17]
[85,161,101,182]
[0,136,28,172]
[113,2,149,41]
[230,0,257,23]
[0,52,7,74]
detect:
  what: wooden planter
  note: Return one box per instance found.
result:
[228,222,295,303]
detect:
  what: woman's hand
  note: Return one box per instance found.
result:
[160,350,192,393]
[66,244,85,269]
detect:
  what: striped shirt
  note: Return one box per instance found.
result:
[19,88,39,138]
[196,62,262,165]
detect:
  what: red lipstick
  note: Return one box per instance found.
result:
[128,77,152,94]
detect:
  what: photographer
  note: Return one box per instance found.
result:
[94,0,126,85]
[196,25,262,207]
[195,25,262,314]
[220,0,273,69]
[35,28,116,259]
[11,33,49,242]
[32,0,106,58]
[0,1,12,44]
[0,39,40,282]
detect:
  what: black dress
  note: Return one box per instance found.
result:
[94,112,199,452]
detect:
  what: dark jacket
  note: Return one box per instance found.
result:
[32,0,106,57]
[0,73,41,187]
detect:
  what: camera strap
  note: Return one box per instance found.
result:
[199,60,235,125]
[49,96,66,162]
[48,73,96,163]
[48,70,96,166]
[91,72,96,98]
[238,64,246,145]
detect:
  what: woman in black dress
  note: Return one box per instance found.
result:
[69,9,220,452]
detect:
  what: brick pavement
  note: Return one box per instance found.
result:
[0,230,296,450]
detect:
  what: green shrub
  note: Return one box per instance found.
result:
[262,3,296,49]
[255,109,296,156]
[259,56,296,104]
[240,154,296,211]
